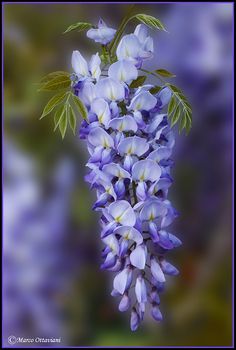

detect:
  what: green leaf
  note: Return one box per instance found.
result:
[155,69,176,78]
[68,105,76,134]
[59,107,68,139]
[168,96,176,116]
[38,74,71,91]
[165,83,192,134]
[40,91,67,119]
[117,101,127,115]
[184,109,192,135]
[170,104,181,127]
[179,115,187,134]
[54,104,66,131]
[40,71,70,84]
[72,95,88,121]
[130,75,147,88]
[167,84,182,94]
[149,86,162,95]
[63,22,92,34]
[134,14,167,31]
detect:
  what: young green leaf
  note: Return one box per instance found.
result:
[59,108,68,139]
[117,101,127,115]
[165,83,192,133]
[68,105,77,134]
[134,14,167,32]
[130,75,147,88]
[72,95,88,121]
[40,71,70,84]
[184,109,192,135]
[155,69,176,78]
[54,104,66,131]
[167,84,182,95]
[38,74,71,91]
[40,91,67,119]
[170,104,181,127]
[179,115,187,134]
[63,22,92,34]
[149,86,162,95]
[168,95,176,116]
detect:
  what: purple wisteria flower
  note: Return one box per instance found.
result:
[87,18,116,45]
[69,20,182,331]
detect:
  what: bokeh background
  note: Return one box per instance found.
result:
[3,3,233,347]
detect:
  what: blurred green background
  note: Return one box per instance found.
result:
[3,3,233,347]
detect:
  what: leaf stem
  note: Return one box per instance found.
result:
[140,68,166,84]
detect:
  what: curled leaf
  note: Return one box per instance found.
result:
[63,22,92,34]
[134,14,167,32]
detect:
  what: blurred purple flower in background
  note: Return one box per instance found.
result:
[3,141,79,345]
[154,3,232,247]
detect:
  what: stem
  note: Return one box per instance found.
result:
[143,276,151,285]
[101,45,111,64]
[132,181,138,205]
[109,5,135,58]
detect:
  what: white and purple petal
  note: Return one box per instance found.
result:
[140,199,168,221]
[96,77,125,101]
[89,52,101,80]
[118,136,149,157]
[88,127,114,148]
[108,200,136,226]
[135,275,147,303]
[71,50,89,76]
[114,226,143,245]
[91,98,111,128]
[108,59,138,84]
[128,91,157,112]
[108,115,138,133]
[130,244,147,269]
[150,256,166,283]
[113,267,132,294]
[87,18,116,45]
[132,159,162,182]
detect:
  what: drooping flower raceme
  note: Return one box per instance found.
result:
[72,22,182,331]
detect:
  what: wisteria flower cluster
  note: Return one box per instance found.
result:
[39,13,192,331]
